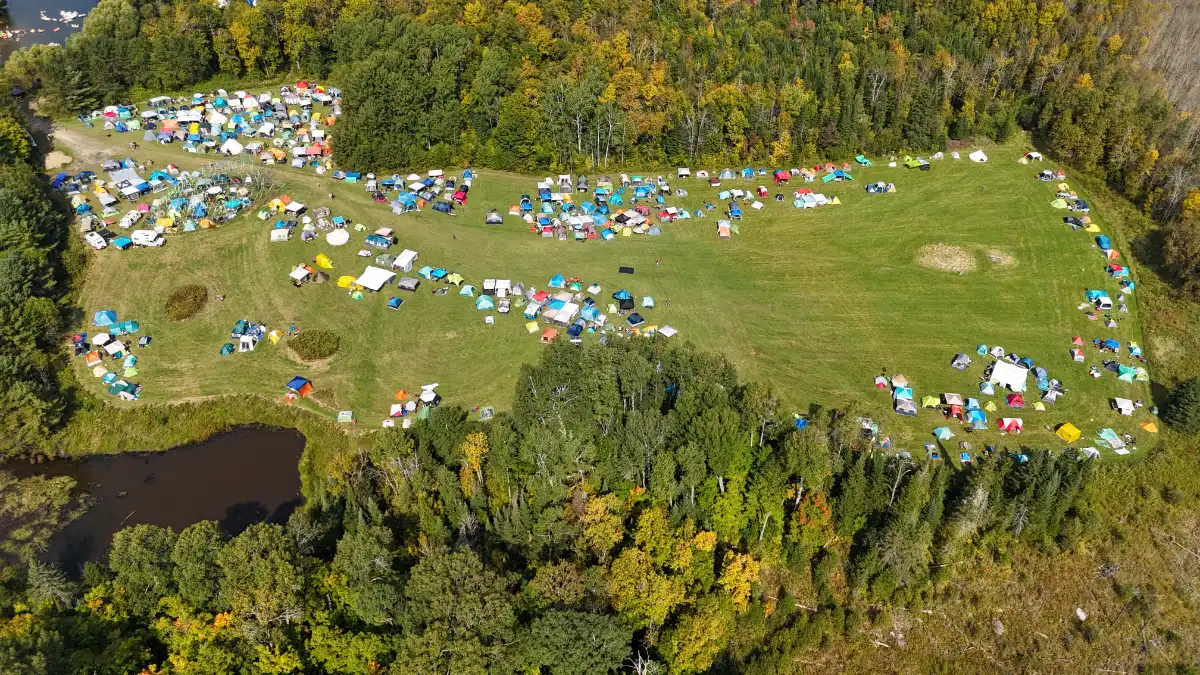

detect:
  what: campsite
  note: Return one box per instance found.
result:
[54,107,1153,455]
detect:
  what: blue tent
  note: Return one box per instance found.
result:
[581,305,601,321]
[1085,289,1109,301]
[475,295,495,311]
[387,296,403,310]
[549,274,566,288]
[741,168,754,178]
[113,237,133,250]
[933,426,954,440]
[1096,235,1111,250]
[580,201,596,214]
[459,285,475,297]
[893,386,913,400]
[418,266,435,279]
[794,418,809,430]
[286,376,310,392]
[1104,338,1120,350]
[966,409,987,425]
[612,289,632,300]
[93,310,118,327]
[51,172,69,189]
[633,186,651,199]
[432,201,452,214]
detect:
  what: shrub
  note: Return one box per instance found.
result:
[1163,377,1200,435]
[164,284,208,321]
[290,330,340,361]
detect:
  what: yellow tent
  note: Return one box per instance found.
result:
[1057,182,1070,191]
[267,330,283,344]
[156,217,174,229]
[984,401,997,412]
[1055,423,1081,443]
[336,275,357,288]
[830,196,841,205]
[199,218,216,229]
[1141,421,1158,433]
[525,321,540,334]
[1083,224,1101,233]
[269,198,285,211]
[1033,401,1046,411]
[315,254,334,269]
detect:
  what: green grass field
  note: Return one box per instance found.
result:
[57,124,1155,455]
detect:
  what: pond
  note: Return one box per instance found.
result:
[6,426,305,574]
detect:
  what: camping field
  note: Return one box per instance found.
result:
[56,126,1156,455]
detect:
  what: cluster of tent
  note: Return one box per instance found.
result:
[221,319,277,355]
[70,163,266,250]
[381,169,474,217]
[81,83,339,170]
[80,310,147,399]
[513,174,690,241]
[696,161,863,187]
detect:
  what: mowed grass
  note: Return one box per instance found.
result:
[61,127,1155,454]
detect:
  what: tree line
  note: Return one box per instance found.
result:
[0,101,79,458]
[0,339,1094,674]
[2,0,1198,219]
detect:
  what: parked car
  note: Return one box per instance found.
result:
[84,232,108,250]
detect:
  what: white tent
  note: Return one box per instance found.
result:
[969,149,988,163]
[270,228,290,242]
[1112,397,1134,416]
[207,111,228,125]
[393,249,418,272]
[659,325,678,337]
[988,361,1028,392]
[220,139,244,155]
[326,229,350,246]
[355,266,396,291]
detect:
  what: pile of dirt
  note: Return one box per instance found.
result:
[917,244,977,273]
[985,249,1016,267]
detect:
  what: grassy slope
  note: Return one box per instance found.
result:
[57,124,1153,454]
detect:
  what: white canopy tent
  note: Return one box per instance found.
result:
[355,266,396,291]
[988,361,1028,392]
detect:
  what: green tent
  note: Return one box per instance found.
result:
[921,395,940,408]
[475,295,495,311]
[1051,198,1068,209]
[220,343,235,355]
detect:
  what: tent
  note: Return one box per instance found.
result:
[475,295,496,311]
[894,398,917,417]
[1006,393,1025,408]
[1056,423,1081,443]
[950,353,971,370]
[989,361,1029,392]
[1051,198,1068,209]
[997,417,1024,432]
[921,395,941,408]
[315,254,334,269]
[355,266,396,291]
[943,393,965,406]
[893,386,913,401]
[933,426,954,440]
[93,310,118,327]
[968,149,988,163]
[326,229,350,246]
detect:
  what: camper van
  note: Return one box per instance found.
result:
[130,230,165,247]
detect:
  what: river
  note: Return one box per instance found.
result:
[6,427,305,574]
[1,0,98,63]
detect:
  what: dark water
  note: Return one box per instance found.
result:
[1,0,98,61]
[6,427,305,574]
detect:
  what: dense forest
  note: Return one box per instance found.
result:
[0,339,1095,674]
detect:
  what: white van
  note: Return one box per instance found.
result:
[130,230,165,247]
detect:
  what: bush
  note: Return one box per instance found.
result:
[1163,377,1200,435]
[164,284,208,321]
[290,330,340,361]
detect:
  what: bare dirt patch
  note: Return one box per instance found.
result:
[51,126,111,165]
[916,244,978,273]
[44,151,74,170]
[985,248,1016,267]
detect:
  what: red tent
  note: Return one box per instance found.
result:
[1006,393,1024,408]
[1071,336,1084,345]
[948,404,964,419]
[997,417,1024,432]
